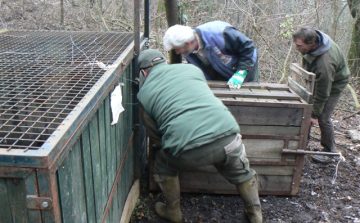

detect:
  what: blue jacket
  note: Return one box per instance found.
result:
[186,21,258,81]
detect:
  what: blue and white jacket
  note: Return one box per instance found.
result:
[186,21,258,81]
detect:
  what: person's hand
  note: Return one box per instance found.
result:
[227,70,247,89]
[310,118,318,127]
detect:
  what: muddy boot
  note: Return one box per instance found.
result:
[154,174,183,223]
[236,176,263,223]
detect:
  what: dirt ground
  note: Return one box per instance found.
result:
[131,96,360,223]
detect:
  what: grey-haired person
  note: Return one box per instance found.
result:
[163,21,259,89]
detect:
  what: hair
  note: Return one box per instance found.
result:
[163,25,195,51]
[292,27,319,45]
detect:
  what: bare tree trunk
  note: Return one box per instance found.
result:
[165,0,182,64]
[60,0,64,26]
[347,0,360,81]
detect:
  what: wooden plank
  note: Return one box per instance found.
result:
[243,139,284,160]
[288,77,313,103]
[175,168,294,195]
[290,63,315,93]
[104,97,114,223]
[212,89,300,100]
[97,103,108,212]
[290,63,315,81]
[0,178,12,222]
[71,140,88,223]
[37,169,61,223]
[120,180,140,223]
[58,150,75,223]
[208,80,290,90]
[89,114,103,223]
[240,125,301,136]
[243,139,299,162]
[0,166,33,178]
[104,97,114,196]
[5,178,29,222]
[228,105,304,126]
[81,126,96,223]
[24,172,41,222]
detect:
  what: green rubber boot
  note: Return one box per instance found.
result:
[154,174,183,223]
[236,176,263,223]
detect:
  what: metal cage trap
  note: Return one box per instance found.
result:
[0,30,133,152]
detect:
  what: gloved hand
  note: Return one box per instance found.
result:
[227,70,247,89]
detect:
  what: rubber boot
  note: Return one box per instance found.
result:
[236,176,263,223]
[154,174,183,223]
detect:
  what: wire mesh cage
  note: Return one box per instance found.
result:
[0,30,133,152]
[0,29,142,223]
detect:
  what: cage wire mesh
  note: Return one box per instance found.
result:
[0,30,133,151]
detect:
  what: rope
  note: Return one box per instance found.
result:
[331,152,346,184]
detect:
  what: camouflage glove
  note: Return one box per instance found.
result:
[227,70,247,89]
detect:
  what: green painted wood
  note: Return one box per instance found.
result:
[81,127,96,223]
[58,151,75,223]
[104,97,114,223]
[71,140,88,223]
[36,169,59,223]
[6,178,29,223]
[0,178,12,222]
[24,172,41,222]
[97,103,108,217]
[89,115,103,223]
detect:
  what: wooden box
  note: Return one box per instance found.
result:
[149,64,314,196]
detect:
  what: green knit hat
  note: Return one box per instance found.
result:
[138,49,166,69]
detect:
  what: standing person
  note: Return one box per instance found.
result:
[163,21,259,89]
[137,49,262,223]
[292,27,350,154]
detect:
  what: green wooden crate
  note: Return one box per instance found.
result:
[0,31,143,222]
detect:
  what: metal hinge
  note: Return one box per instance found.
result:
[26,195,53,210]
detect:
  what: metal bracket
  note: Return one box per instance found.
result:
[26,195,53,210]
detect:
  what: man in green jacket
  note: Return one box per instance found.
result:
[292,27,350,153]
[137,49,262,223]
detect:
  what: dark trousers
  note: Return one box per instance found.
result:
[318,94,341,152]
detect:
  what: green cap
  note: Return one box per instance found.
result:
[138,49,166,69]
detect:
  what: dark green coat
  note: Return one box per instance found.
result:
[302,35,350,118]
[137,63,239,157]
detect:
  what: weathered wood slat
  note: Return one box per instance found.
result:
[89,115,104,223]
[288,77,313,104]
[212,89,300,100]
[71,140,88,223]
[98,104,108,203]
[104,97,114,223]
[104,97,114,198]
[290,63,315,80]
[58,149,75,222]
[240,125,301,135]
[208,80,290,90]
[290,63,315,93]
[0,178,12,222]
[228,105,304,126]
[81,127,96,223]
[5,178,29,222]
